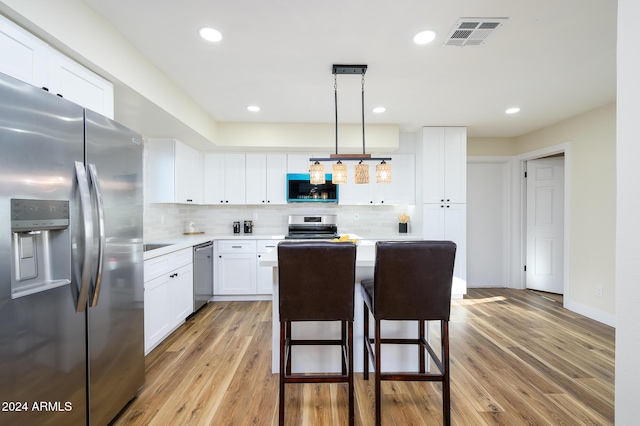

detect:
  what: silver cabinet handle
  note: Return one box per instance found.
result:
[88,164,105,308]
[74,161,93,313]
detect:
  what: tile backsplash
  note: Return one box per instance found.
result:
[144,202,417,240]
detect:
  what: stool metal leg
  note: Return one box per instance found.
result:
[419,320,426,374]
[348,320,354,426]
[375,318,382,426]
[442,320,450,426]
[279,321,286,425]
[363,301,370,380]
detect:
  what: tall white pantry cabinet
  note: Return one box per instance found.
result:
[421,127,467,298]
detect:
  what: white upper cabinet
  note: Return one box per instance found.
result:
[422,127,467,204]
[47,50,114,119]
[0,15,114,118]
[338,154,415,205]
[148,138,204,204]
[204,153,246,204]
[0,14,48,88]
[246,153,287,205]
[287,154,312,174]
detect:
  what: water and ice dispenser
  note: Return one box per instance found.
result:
[10,198,72,299]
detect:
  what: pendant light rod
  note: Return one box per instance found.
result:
[334,73,338,155]
[361,71,366,155]
[313,64,390,167]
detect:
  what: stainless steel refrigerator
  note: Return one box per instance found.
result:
[0,72,144,425]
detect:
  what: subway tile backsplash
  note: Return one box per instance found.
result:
[144,202,416,240]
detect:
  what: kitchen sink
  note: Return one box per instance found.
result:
[143,243,172,252]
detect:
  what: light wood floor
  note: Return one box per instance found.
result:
[112,289,614,425]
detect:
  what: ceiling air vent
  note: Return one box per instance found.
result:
[444,18,507,46]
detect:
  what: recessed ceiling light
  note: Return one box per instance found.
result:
[413,30,437,45]
[247,105,260,112]
[199,27,222,42]
[505,107,521,114]
[372,107,386,113]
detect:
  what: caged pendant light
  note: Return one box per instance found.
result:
[310,64,391,185]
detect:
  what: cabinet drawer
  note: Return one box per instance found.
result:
[218,240,256,253]
[170,247,193,269]
[144,247,193,282]
[144,255,171,282]
[257,240,280,253]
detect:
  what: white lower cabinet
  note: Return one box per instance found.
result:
[144,247,194,354]
[423,203,467,297]
[215,239,280,297]
[216,240,257,295]
[257,240,280,294]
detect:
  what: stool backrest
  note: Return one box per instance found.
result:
[373,240,456,320]
[278,241,357,321]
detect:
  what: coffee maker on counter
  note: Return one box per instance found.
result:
[244,220,253,234]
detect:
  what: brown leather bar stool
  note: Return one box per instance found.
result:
[278,241,357,426]
[361,240,456,426]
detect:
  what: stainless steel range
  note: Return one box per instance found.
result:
[285,214,339,239]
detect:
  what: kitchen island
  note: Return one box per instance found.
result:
[259,239,427,374]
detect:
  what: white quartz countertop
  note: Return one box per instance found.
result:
[143,232,422,260]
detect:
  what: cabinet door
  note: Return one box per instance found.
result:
[224,154,246,204]
[169,263,194,327]
[144,274,170,353]
[266,153,287,204]
[256,253,274,294]
[246,154,267,204]
[47,49,114,119]
[0,14,49,88]
[287,154,312,174]
[338,165,376,205]
[216,253,256,294]
[443,127,467,203]
[422,127,467,204]
[378,154,415,205]
[423,203,466,295]
[175,141,203,204]
[204,153,225,204]
[422,127,446,203]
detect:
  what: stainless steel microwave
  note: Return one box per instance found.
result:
[286,173,339,202]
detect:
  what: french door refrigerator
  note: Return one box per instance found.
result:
[0,72,144,425]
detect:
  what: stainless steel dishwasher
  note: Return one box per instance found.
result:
[193,241,214,312]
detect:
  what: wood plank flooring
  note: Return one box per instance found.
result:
[112,289,614,425]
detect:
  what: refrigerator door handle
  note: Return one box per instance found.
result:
[74,161,93,313]
[88,163,105,308]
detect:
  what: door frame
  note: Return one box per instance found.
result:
[510,143,571,306]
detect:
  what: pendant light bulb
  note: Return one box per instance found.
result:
[309,161,325,184]
[332,160,347,184]
[376,160,392,183]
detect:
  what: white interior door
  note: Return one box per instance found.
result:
[526,157,564,293]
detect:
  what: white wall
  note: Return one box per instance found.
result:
[467,159,510,287]
[516,104,616,321]
[616,0,640,421]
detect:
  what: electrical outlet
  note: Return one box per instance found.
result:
[354,212,359,220]
[160,214,165,224]
[252,212,258,221]
[596,286,603,297]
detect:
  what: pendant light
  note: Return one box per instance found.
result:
[376,160,392,183]
[332,160,347,184]
[309,161,325,184]
[309,64,391,185]
[354,160,369,184]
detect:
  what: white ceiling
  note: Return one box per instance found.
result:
[83,0,617,139]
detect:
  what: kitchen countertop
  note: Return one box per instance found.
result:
[143,232,422,260]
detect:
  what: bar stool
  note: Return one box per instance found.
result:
[277,241,357,426]
[361,240,456,426]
